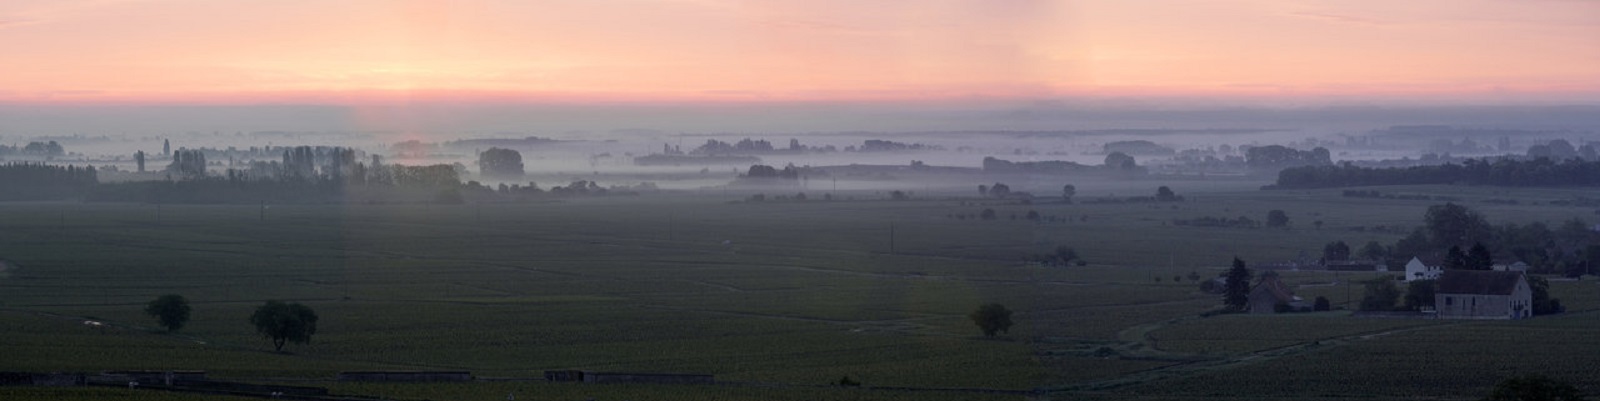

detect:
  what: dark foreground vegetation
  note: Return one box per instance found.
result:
[3,182,1599,400]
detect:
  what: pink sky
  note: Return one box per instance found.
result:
[2,0,1597,105]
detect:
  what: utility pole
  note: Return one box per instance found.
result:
[889,222,896,254]
[259,201,266,221]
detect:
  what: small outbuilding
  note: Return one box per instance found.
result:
[1248,274,1310,313]
[1434,270,1532,320]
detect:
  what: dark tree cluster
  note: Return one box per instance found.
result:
[1104,152,1139,171]
[968,303,1013,337]
[1244,145,1332,169]
[477,147,525,177]
[741,164,801,180]
[0,163,99,201]
[1376,203,1596,277]
[1102,140,1175,156]
[1223,258,1252,311]
[692,138,776,154]
[1028,245,1083,267]
[853,139,942,152]
[1171,215,1260,228]
[89,160,464,204]
[1268,157,1600,189]
[252,301,319,352]
[167,149,209,179]
[0,141,66,157]
[981,157,1097,174]
[1341,189,1459,202]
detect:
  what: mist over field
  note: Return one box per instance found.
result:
[7,1,1600,400]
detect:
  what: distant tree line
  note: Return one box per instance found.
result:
[1268,157,1600,189]
[88,161,464,204]
[1245,145,1331,169]
[0,163,98,201]
[0,141,66,157]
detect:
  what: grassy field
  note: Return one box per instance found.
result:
[1,183,1597,400]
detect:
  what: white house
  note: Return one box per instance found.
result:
[1405,257,1443,282]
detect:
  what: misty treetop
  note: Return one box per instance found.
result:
[1244,144,1332,169]
[0,141,66,157]
[477,147,525,177]
[1102,140,1175,156]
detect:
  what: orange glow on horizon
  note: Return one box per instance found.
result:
[2,0,1597,105]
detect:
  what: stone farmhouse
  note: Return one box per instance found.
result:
[1435,270,1532,320]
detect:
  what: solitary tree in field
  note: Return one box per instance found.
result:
[1155,186,1179,201]
[968,303,1014,337]
[988,183,1011,198]
[1266,210,1290,228]
[1223,257,1252,311]
[250,301,319,352]
[145,294,191,332]
[1062,184,1076,203]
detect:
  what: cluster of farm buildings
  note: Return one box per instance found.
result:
[1248,257,1535,320]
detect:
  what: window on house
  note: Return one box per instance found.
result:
[1445,297,1453,306]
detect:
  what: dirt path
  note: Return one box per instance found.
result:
[1043,321,1458,393]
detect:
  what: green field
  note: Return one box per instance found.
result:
[2,184,1598,400]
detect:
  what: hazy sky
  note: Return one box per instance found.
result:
[2,0,1598,105]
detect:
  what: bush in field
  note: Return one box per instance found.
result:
[1266,210,1290,228]
[1323,240,1350,262]
[1313,296,1331,311]
[980,208,997,220]
[1482,374,1584,401]
[144,294,191,332]
[1404,280,1436,311]
[251,300,319,352]
[1360,277,1401,311]
[968,303,1013,337]
[1529,276,1565,315]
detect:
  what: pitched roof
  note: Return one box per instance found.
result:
[1251,275,1295,303]
[1436,270,1525,295]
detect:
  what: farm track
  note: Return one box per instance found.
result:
[0,308,478,373]
[1043,319,1464,393]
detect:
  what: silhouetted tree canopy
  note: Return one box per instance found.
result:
[145,294,191,332]
[968,303,1013,337]
[1224,257,1252,311]
[251,301,319,352]
[478,147,525,177]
